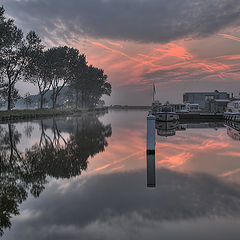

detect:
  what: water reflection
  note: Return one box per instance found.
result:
[156,121,225,138]
[147,153,156,187]
[0,114,112,236]
[5,169,240,240]
[155,121,180,137]
[2,110,240,239]
[225,121,240,141]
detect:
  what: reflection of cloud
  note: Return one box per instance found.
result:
[157,152,193,168]
[156,137,229,169]
[9,169,240,240]
[219,168,240,177]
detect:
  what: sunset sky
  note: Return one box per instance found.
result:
[3,0,240,105]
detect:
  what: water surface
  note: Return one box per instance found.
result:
[1,110,240,240]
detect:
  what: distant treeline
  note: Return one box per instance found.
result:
[0,6,111,110]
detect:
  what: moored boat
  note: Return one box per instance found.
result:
[224,100,240,122]
[154,105,179,122]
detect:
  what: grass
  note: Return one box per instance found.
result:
[0,107,108,122]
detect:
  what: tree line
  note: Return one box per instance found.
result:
[0,6,111,110]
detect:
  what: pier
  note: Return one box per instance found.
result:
[178,112,224,122]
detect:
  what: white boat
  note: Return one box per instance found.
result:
[154,105,179,122]
[155,112,179,122]
[224,100,240,122]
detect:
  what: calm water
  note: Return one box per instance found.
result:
[1,110,240,239]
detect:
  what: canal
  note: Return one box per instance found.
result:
[1,110,240,240]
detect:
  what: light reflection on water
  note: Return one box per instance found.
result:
[1,110,240,240]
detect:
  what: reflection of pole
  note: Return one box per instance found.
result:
[147,111,156,187]
[147,153,156,187]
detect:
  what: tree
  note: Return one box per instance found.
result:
[45,46,81,109]
[24,49,52,109]
[67,54,88,108]
[23,92,32,109]
[68,64,111,108]
[81,66,111,108]
[0,6,43,110]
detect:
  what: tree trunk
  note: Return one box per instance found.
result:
[75,90,78,109]
[52,88,56,109]
[81,90,84,108]
[40,94,44,109]
[52,98,56,109]
[7,85,11,110]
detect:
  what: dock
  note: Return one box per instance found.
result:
[178,112,224,122]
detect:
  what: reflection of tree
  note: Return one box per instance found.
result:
[26,116,112,178]
[0,115,111,236]
[24,124,34,138]
[0,124,42,236]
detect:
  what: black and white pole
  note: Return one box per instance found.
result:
[147,110,156,187]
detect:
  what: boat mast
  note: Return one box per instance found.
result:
[153,82,156,102]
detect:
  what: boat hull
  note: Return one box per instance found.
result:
[224,113,240,122]
[154,112,179,122]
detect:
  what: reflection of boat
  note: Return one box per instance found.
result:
[156,121,179,137]
[224,100,240,122]
[225,120,240,141]
[155,121,178,130]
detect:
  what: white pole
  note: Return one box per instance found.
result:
[147,110,156,154]
[147,110,156,187]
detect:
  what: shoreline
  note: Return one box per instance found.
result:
[0,107,108,123]
[109,105,151,110]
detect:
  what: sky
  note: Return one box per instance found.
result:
[3,0,240,105]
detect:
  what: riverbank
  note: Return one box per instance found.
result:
[109,105,151,110]
[178,112,224,122]
[0,107,108,123]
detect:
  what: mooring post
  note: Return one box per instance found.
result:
[147,110,156,154]
[147,110,156,187]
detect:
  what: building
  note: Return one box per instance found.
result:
[183,90,229,110]
[169,103,200,112]
[207,99,230,113]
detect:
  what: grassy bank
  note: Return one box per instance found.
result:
[109,105,151,110]
[0,107,108,123]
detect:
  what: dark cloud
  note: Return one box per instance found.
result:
[2,0,240,43]
[6,169,240,240]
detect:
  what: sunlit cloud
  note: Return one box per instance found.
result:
[106,40,123,48]
[219,33,240,43]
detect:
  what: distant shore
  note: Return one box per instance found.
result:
[0,107,108,123]
[109,105,151,110]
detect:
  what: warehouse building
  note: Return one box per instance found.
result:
[183,90,229,110]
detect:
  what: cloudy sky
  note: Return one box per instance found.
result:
[3,0,240,105]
